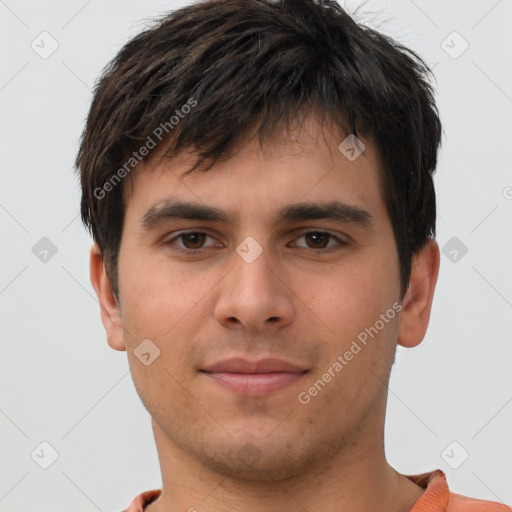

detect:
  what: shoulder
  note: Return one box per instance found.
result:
[121,489,162,512]
[405,469,510,512]
[447,492,511,512]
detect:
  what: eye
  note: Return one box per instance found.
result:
[164,229,348,254]
[292,231,347,251]
[166,231,219,253]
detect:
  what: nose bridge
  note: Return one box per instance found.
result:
[214,238,294,329]
[230,238,278,304]
[234,240,274,293]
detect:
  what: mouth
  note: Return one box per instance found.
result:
[199,357,309,397]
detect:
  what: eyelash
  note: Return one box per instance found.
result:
[165,230,348,254]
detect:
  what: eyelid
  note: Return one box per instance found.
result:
[165,230,221,250]
[292,227,349,240]
[289,229,349,249]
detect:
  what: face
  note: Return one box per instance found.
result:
[113,115,404,481]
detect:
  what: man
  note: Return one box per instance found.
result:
[76,0,511,510]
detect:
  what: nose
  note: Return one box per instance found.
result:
[213,244,295,332]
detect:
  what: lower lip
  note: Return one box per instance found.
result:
[201,371,307,397]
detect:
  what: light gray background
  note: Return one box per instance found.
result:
[1,0,511,510]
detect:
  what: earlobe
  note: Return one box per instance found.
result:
[89,243,126,352]
[397,238,440,348]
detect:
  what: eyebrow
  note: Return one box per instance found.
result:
[139,198,375,231]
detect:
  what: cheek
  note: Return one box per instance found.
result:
[296,263,388,340]
[295,251,399,382]
[118,255,221,361]
[118,255,179,347]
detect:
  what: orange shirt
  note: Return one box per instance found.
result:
[122,469,511,511]
[407,470,510,511]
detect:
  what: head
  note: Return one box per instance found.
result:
[79,0,441,482]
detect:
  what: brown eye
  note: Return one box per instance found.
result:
[292,231,347,252]
[180,232,207,249]
[304,232,330,249]
[165,231,218,253]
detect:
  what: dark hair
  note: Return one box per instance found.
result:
[76,0,442,301]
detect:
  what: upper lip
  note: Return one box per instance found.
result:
[201,357,309,374]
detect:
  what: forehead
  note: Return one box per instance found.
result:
[122,114,387,227]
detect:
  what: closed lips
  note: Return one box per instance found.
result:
[200,357,309,374]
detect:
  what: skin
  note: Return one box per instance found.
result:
[91,113,440,512]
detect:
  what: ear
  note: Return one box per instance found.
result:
[89,243,126,351]
[397,238,440,348]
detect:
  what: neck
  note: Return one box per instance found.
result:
[145,406,424,512]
